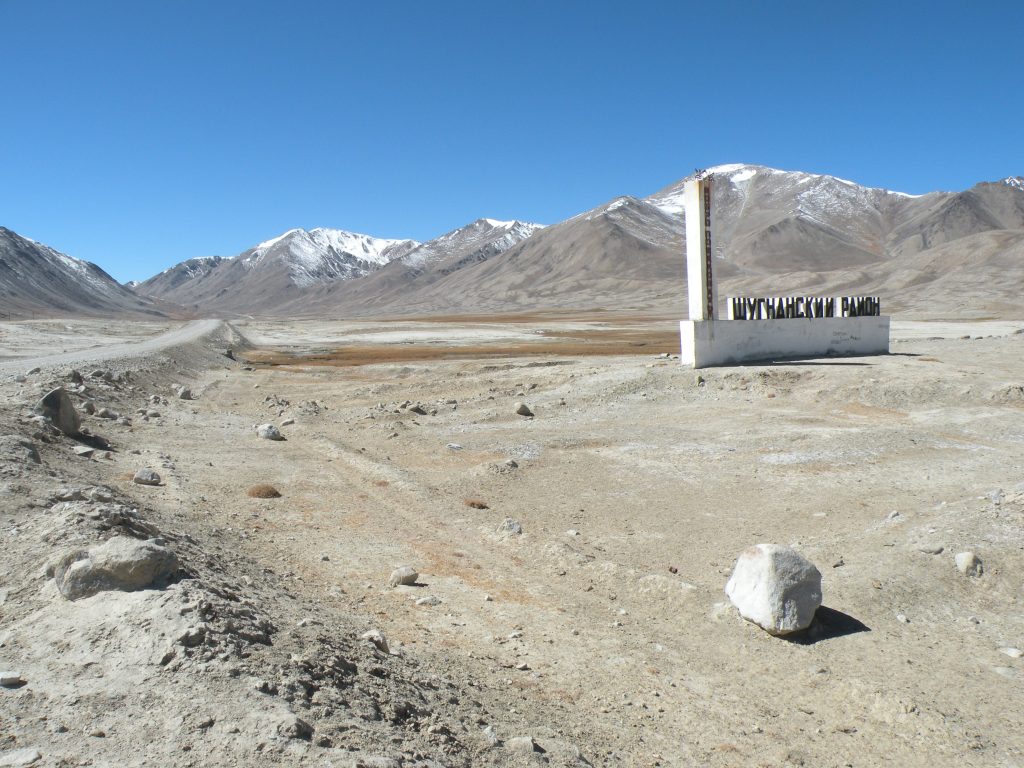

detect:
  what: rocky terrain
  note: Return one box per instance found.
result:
[2,315,1023,767]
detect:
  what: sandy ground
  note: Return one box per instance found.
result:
[0,320,173,360]
[2,314,1024,767]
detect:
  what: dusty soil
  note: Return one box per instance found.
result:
[2,314,1024,767]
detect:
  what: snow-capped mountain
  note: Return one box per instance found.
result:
[134,227,420,312]
[0,227,162,318]
[242,228,418,287]
[133,164,1024,318]
[278,218,546,315]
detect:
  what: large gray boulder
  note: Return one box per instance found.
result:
[35,388,80,436]
[52,536,179,600]
[725,544,822,635]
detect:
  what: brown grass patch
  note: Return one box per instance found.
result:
[373,479,390,487]
[464,498,489,509]
[244,325,681,369]
[247,483,281,498]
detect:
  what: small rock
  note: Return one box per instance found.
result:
[515,662,529,671]
[725,544,822,635]
[918,545,944,555]
[498,517,523,535]
[74,446,95,458]
[145,410,160,418]
[0,671,24,687]
[361,629,390,654]
[506,736,541,754]
[351,758,400,768]
[82,400,96,415]
[0,748,42,767]
[999,647,1022,659]
[389,565,418,587]
[133,469,161,486]
[281,418,295,427]
[566,529,579,536]
[514,402,534,417]
[446,443,463,451]
[96,407,117,420]
[415,596,441,607]
[256,424,284,441]
[896,613,909,623]
[955,551,983,577]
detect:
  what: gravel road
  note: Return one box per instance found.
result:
[0,318,227,374]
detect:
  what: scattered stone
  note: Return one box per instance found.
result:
[446,443,463,451]
[514,402,534,417]
[464,498,489,509]
[724,544,823,635]
[246,484,281,498]
[68,369,83,383]
[896,613,910,623]
[82,400,96,415]
[567,529,579,537]
[955,551,983,577]
[999,647,1022,659]
[52,536,179,600]
[506,736,542,754]
[12,374,25,383]
[515,662,530,671]
[177,387,193,400]
[145,409,160,418]
[25,366,41,375]
[74,446,95,459]
[34,387,80,436]
[351,758,400,768]
[416,596,441,607]
[0,671,24,687]
[918,545,944,555]
[389,565,419,587]
[96,407,117,420]
[408,404,427,415]
[498,517,523,535]
[256,424,284,441]
[133,468,161,486]
[224,348,235,360]
[0,748,42,767]
[280,417,295,427]
[361,629,390,654]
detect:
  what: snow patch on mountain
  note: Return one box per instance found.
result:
[400,219,543,270]
[1003,176,1024,191]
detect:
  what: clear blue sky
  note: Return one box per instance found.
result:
[1,0,1021,282]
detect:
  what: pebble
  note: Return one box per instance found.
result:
[498,517,523,535]
[515,662,530,671]
[1000,647,1022,659]
[415,596,441,607]
[256,424,284,441]
[514,402,533,417]
[132,468,161,486]
[388,565,418,587]
[281,418,295,427]
[360,629,390,654]
[896,613,909,623]
[955,551,983,577]
[0,671,24,686]
[506,736,541,754]
[918,545,944,555]
[446,443,463,450]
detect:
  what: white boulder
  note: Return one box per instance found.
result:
[388,565,418,587]
[955,551,983,577]
[256,424,284,441]
[52,536,179,600]
[725,544,822,635]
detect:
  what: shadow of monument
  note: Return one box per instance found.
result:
[784,606,870,645]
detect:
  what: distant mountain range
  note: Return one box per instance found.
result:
[3,164,1023,319]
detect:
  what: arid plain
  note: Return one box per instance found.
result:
[2,313,1023,767]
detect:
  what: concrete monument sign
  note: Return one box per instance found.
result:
[679,173,890,368]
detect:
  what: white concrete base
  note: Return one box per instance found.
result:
[680,317,890,368]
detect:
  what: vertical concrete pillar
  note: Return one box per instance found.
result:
[684,177,717,321]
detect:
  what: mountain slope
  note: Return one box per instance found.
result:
[0,227,163,319]
[134,228,419,313]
